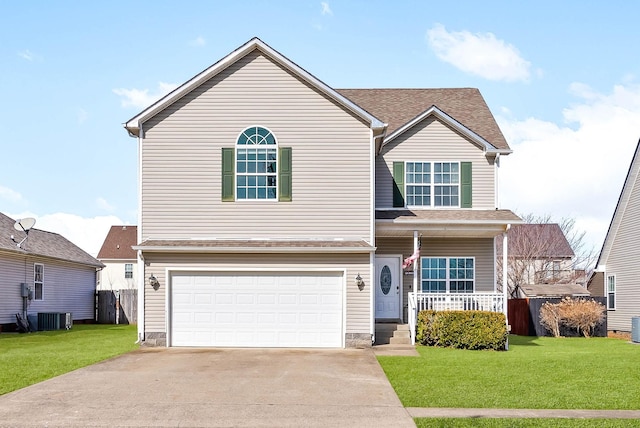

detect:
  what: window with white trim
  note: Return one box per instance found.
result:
[406,162,459,207]
[34,263,44,301]
[236,126,277,200]
[125,263,133,279]
[420,257,474,293]
[607,275,615,310]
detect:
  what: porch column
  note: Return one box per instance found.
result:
[413,230,419,292]
[502,228,509,316]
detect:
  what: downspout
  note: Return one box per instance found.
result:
[370,125,386,345]
[128,122,145,344]
[494,153,501,208]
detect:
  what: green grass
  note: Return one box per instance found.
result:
[0,324,138,395]
[414,419,640,427]
[378,335,640,410]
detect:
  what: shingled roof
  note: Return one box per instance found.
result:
[506,223,575,258]
[337,88,509,151]
[0,212,103,268]
[97,225,138,260]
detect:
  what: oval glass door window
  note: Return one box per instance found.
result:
[380,265,392,295]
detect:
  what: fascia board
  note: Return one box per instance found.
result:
[380,106,507,154]
[132,245,376,254]
[124,37,385,135]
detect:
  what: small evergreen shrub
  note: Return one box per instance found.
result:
[416,310,507,350]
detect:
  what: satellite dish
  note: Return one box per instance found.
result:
[14,218,36,233]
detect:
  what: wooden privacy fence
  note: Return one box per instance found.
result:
[508,297,607,337]
[96,290,137,325]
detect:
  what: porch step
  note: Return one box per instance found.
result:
[374,323,412,345]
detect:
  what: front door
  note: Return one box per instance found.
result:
[375,256,401,320]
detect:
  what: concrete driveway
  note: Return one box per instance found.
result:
[0,347,415,427]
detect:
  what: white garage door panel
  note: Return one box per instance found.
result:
[171,272,343,348]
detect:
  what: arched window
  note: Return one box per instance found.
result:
[236,126,277,200]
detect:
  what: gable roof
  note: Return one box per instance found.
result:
[97,225,138,260]
[519,283,590,298]
[337,88,510,152]
[0,213,104,268]
[596,138,640,269]
[504,223,575,258]
[124,37,386,137]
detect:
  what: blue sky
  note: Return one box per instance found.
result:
[2,1,640,256]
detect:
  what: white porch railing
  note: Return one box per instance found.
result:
[407,292,506,345]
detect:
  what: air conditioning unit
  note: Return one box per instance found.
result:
[37,312,73,331]
[632,317,640,343]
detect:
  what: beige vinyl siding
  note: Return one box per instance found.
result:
[604,163,640,331]
[376,237,496,320]
[140,51,372,242]
[0,252,96,324]
[142,252,371,338]
[376,116,496,209]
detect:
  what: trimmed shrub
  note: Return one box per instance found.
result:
[416,310,507,350]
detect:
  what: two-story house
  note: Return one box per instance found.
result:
[124,38,521,348]
[591,139,640,333]
[96,225,138,291]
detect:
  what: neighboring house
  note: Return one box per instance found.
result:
[123,37,521,348]
[0,212,104,330]
[497,223,577,298]
[593,139,640,333]
[96,225,138,291]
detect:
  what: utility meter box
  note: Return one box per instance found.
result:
[20,283,31,298]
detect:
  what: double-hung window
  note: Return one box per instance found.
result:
[405,162,462,208]
[222,126,292,202]
[420,257,474,293]
[236,126,277,200]
[125,263,133,279]
[607,275,616,310]
[34,263,44,300]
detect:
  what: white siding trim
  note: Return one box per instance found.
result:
[125,38,384,135]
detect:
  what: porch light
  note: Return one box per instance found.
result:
[148,274,160,290]
[355,273,364,290]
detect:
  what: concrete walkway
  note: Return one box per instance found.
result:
[408,407,640,419]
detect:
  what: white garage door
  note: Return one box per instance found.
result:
[170,272,343,348]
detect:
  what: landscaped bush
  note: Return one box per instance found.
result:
[416,310,507,350]
[540,297,606,338]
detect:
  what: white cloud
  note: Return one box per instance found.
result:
[321,2,333,16]
[113,82,178,109]
[498,82,640,252]
[96,197,115,212]
[0,186,24,204]
[189,36,206,47]
[9,212,126,257]
[427,24,531,82]
[18,50,34,61]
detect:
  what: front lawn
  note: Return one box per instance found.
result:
[415,419,637,427]
[378,335,640,410]
[0,324,138,395]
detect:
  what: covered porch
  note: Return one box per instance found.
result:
[375,209,522,344]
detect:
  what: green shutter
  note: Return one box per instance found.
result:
[221,148,235,202]
[278,147,292,202]
[461,161,472,208]
[392,162,405,207]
